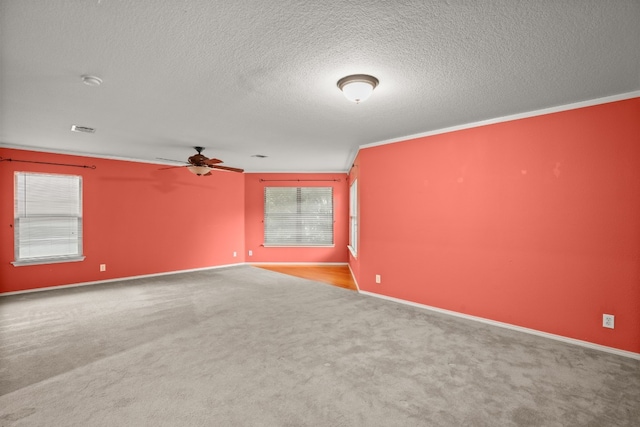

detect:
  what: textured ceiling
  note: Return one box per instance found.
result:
[1,0,639,172]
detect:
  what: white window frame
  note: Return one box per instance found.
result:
[13,172,85,266]
[348,179,358,257]
[264,186,334,247]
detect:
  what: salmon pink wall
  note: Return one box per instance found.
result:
[354,98,640,354]
[244,173,349,263]
[1,148,245,293]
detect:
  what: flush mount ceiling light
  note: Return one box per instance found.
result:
[337,74,379,103]
[82,75,102,86]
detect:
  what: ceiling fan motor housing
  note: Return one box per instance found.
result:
[188,153,208,166]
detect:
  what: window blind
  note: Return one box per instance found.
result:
[264,187,333,246]
[14,172,84,265]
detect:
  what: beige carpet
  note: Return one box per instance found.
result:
[1,266,639,426]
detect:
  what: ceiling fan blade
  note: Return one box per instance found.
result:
[158,165,188,170]
[205,158,223,165]
[211,164,244,173]
[156,157,188,164]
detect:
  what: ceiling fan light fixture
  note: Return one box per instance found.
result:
[337,74,379,103]
[187,165,211,176]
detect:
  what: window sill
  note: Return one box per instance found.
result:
[347,245,357,258]
[12,256,85,267]
[263,245,335,248]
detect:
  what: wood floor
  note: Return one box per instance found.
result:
[253,264,358,291]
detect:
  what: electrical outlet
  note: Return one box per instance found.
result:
[248,250,253,256]
[100,264,106,272]
[375,274,381,284]
[233,251,237,257]
[603,314,615,329]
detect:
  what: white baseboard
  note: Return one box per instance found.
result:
[13,266,633,360]
[359,290,640,361]
[0,262,350,297]
[0,263,246,297]
[347,264,360,292]
[2,262,351,296]
[249,262,348,266]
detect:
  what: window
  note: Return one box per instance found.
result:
[264,187,333,246]
[348,179,358,256]
[13,172,84,266]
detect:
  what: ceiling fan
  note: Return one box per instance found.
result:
[159,147,244,175]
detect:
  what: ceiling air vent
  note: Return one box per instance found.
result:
[70,125,96,133]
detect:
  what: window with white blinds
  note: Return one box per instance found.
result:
[13,172,84,266]
[264,187,334,246]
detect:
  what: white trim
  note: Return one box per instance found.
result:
[0,263,246,297]
[249,262,348,266]
[12,255,85,267]
[0,144,348,174]
[2,93,638,173]
[262,245,336,248]
[359,290,640,361]
[0,144,350,174]
[348,263,360,292]
[344,147,360,173]
[0,144,171,166]
[360,91,640,150]
[246,170,349,174]
[1,262,351,296]
[5,261,636,359]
